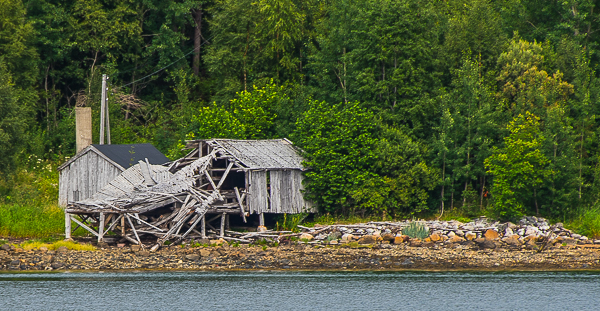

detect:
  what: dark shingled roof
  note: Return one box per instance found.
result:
[92,144,169,169]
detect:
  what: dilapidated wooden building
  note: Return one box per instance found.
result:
[65,138,315,249]
[58,144,169,206]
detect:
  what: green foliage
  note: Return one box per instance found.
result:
[275,213,308,232]
[294,100,379,214]
[401,222,430,239]
[572,206,600,239]
[485,112,552,220]
[0,204,65,238]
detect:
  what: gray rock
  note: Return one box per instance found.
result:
[1,244,11,251]
[358,235,378,244]
[57,246,68,253]
[572,234,582,239]
[51,262,64,269]
[10,260,20,266]
[185,254,200,261]
[478,240,497,249]
[401,258,414,266]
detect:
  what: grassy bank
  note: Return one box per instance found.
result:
[0,158,67,238]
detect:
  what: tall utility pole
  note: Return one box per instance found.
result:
[99,74,111,145]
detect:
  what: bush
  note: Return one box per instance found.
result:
[574,207,600,239]
[402,221,430,239]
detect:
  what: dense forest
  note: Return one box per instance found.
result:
[2,0,600,223]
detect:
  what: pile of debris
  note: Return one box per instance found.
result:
[65,139,315,251]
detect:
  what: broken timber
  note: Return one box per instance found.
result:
[65,139,315,250]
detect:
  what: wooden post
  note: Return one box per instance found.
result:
[201,214,206,238]
[225,214,230,230]
[98,212,105,243]
[65,212,72,240]
[220,212,226,237]
[105,76,111,145]
[259,213,264,226]
[99,74,106,144]
[121,215,125,237]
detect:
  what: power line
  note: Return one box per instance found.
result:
[116,34,215,90]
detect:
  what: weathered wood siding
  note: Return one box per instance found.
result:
[246,169,315,214]
[270,170,316,213]
[247,170,269,214]
[58,151,122,206]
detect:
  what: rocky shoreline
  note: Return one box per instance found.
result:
[2,216,600,272]
[1,242,600,272]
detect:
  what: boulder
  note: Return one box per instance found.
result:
[448,236,465,243]
[393,236,405,245]
[130,245,141,252]
[409,238,422,247]
[381,233,395,242]
[478,239,496,249]
[429,233,441,242]
[465,232,477,241]
[185,254,200,261]
[257,226,267,233]
[502,235,521,246]
[447,231,456,238]
[358,235,378,244]
[1,244,11,251]
[341,234,354,242]
[199,249,211,257]
[484,229,499,240]
[57,246,68,253]
[299,233,314,241]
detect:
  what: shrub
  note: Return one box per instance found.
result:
[402,221,430,239]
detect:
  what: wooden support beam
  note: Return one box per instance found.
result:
[71,216,99,237]
[98,212,105,242]
[234,187,247,223]
[216,162,234,189]
[125,214,143,248]
[259,213,265,226]
[201,214,206,238]
[65,212,72,240]
[220,212,226,237]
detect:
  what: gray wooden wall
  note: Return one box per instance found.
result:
[58,151,123,206]
[247,169,316,214]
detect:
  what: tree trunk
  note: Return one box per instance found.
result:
[192,6,203,76]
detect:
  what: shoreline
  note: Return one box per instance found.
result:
[2,243,600,273]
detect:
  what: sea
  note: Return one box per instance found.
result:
[0,271,598,310]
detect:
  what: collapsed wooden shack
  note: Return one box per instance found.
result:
[65,139,315,250]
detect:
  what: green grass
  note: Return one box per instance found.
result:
[18,239,96,251]
[0,203,66,238]
[569,206,600,239]
[275,213,309,232]
[303,213,385,227]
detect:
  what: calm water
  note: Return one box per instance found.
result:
[0,271,599,310]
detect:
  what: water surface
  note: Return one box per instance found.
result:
[0,271,598,310]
